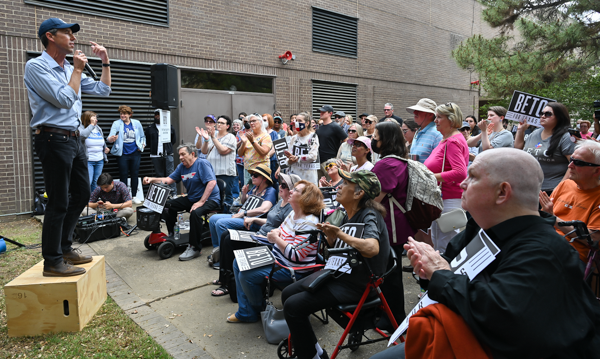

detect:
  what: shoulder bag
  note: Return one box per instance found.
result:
[434,140,468,233]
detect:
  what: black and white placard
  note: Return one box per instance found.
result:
[320,187,339,208]
[234,246,275,271]
[324,223,365,274]
[143,183,170,213]
[240,195,265,212]
[388,229,501,345]
[228,229,257,243]
[505,90,555,127]
[273,138,289,170]
[157,109,171,144]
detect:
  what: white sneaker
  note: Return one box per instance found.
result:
[132,198,142,205]
[179,245,201,261]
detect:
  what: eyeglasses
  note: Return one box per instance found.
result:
[445,102,454,108]
[347,129,357,133]
[540,111,554,118]
[384,109,392,112]
[352,141,366,148]
[249,120,259,124]
[324,163,338,170]
[204,120,215,124]
[459,128,470,132]
[217,121,227,125]
[569,158,600,167]
[402,129,409,133]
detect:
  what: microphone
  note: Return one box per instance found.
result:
[85,63,99,81]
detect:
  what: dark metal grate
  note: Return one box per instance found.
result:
[27,53,155,193]
[312,81,357,120]
[24,0,169,27]
[312,6,358,58]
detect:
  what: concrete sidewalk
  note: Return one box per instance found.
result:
[45,211,421,359]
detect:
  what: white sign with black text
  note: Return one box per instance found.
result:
[505,90,555,127]
[240,195,264,212]
[157,109,171,144]
[143,183,170,213]
[228,229,257,243]
[388,229,501,346]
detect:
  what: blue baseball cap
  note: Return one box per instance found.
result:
[38,18,80,39]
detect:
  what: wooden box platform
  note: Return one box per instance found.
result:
[4,256,107,337]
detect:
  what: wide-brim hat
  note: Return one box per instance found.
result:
[406,98,437,115]
[279,173,301,189]
[338,169,381,199]
[248,163,273,184]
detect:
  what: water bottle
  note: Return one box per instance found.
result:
[174,222,180,240]
[177,214,184,226]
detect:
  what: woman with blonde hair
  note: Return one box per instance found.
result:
[80,111,109,192]
[336,123,364,167]
[238,113,272,184]
[284,112,320,186]
[424,102,469,253]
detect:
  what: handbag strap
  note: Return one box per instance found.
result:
[387,195,405,244]
[439,141,448,189]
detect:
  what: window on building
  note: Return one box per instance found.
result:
[24,0,169,27]
[181,71,273,94]
[312,81,357,119]
[312,7,358,58]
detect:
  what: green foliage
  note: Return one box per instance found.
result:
[454,0,600,116]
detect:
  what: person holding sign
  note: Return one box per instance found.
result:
[284,112,321,186]
[466,106,514,154]
[143,143,221,261]
[371,148,600,359]
[238,114,273,185]
[282,170,392,359]
[515,102,576,194]
[227,180,324,323]
[211,173,300,298]
[208,163,278,265]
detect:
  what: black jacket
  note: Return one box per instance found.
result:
[429,215,600,358]
[145,124,176,156]
[380,114,403,125]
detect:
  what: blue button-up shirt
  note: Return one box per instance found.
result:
[24,51,111,131]
[411,121,442,163]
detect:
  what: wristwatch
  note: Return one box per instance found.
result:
[244,210,248,217]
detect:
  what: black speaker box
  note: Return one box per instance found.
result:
[75,218,122,243]
[151,63,178,110]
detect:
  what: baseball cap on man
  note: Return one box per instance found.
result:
[359,113,369,118]
[319,105,334,113]
[406,98,437,115]
[460,121,470,130]
[338,169,381,199]
[38,18,80,39]
[335,111,346,118]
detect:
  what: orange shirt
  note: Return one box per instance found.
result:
[552,180,600,263]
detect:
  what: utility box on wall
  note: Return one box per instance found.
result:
[4,256,107,337]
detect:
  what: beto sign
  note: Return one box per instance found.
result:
[505,90,555,127]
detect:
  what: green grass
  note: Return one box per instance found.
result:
[0,218,171,359]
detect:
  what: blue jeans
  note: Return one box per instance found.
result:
[116,151,141,198]
[87,159,104,193]
[234,164,244,198]
[216,175,236,210]
[209,214,245,248]
[233,261,295,322]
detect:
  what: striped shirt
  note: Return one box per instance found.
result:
[205,133,237,176]
[273,211,319,273]
[411,121,442,164]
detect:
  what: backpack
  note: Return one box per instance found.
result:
[33,191,48,215]
[382,155,443,239]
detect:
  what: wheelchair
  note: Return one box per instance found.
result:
[275,230,403,359]
[138,179,226,259]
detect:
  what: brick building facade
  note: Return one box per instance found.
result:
[0,0,492,219]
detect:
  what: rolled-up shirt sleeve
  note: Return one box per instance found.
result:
[80,73,111,96]
[25,61,79,109]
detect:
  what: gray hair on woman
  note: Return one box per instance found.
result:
[247,113,267,133]
[233,118,243,128]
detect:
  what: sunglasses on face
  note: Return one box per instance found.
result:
[251,173,261,178]
[324,163,338,170]
[364,120,373,124]
[280,182,289,190]
[384,109,392,112]
[570,158,600,167]
[274,120,282,124]
[540,111,554,118]
[352,142,366,148]
[347,129,357,133]
[205,120,215,124]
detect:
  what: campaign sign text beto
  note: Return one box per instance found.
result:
[505,90,555,127]
[273,138,289,170]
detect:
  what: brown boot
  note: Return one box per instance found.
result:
[43,260,86,277]
[62,248,92,265]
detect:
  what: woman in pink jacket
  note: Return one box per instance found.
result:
[424,103,469,253]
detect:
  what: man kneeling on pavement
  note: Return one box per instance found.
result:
[82,172,133,220]
[144,143,220,261]
[371,148,600,359]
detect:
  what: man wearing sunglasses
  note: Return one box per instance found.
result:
[540,141,600,263]
[334,111,349,133]
[382,103,403,125]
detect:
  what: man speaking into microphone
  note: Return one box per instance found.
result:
[24,18,111,277]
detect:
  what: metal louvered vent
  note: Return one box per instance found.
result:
[312,81,357,120]
[27,53,155,192]
[24,0,169,27]
[312,6,358,58]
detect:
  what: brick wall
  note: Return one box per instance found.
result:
[0,0,494,217]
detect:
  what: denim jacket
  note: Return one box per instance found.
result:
[108,119,146,156]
